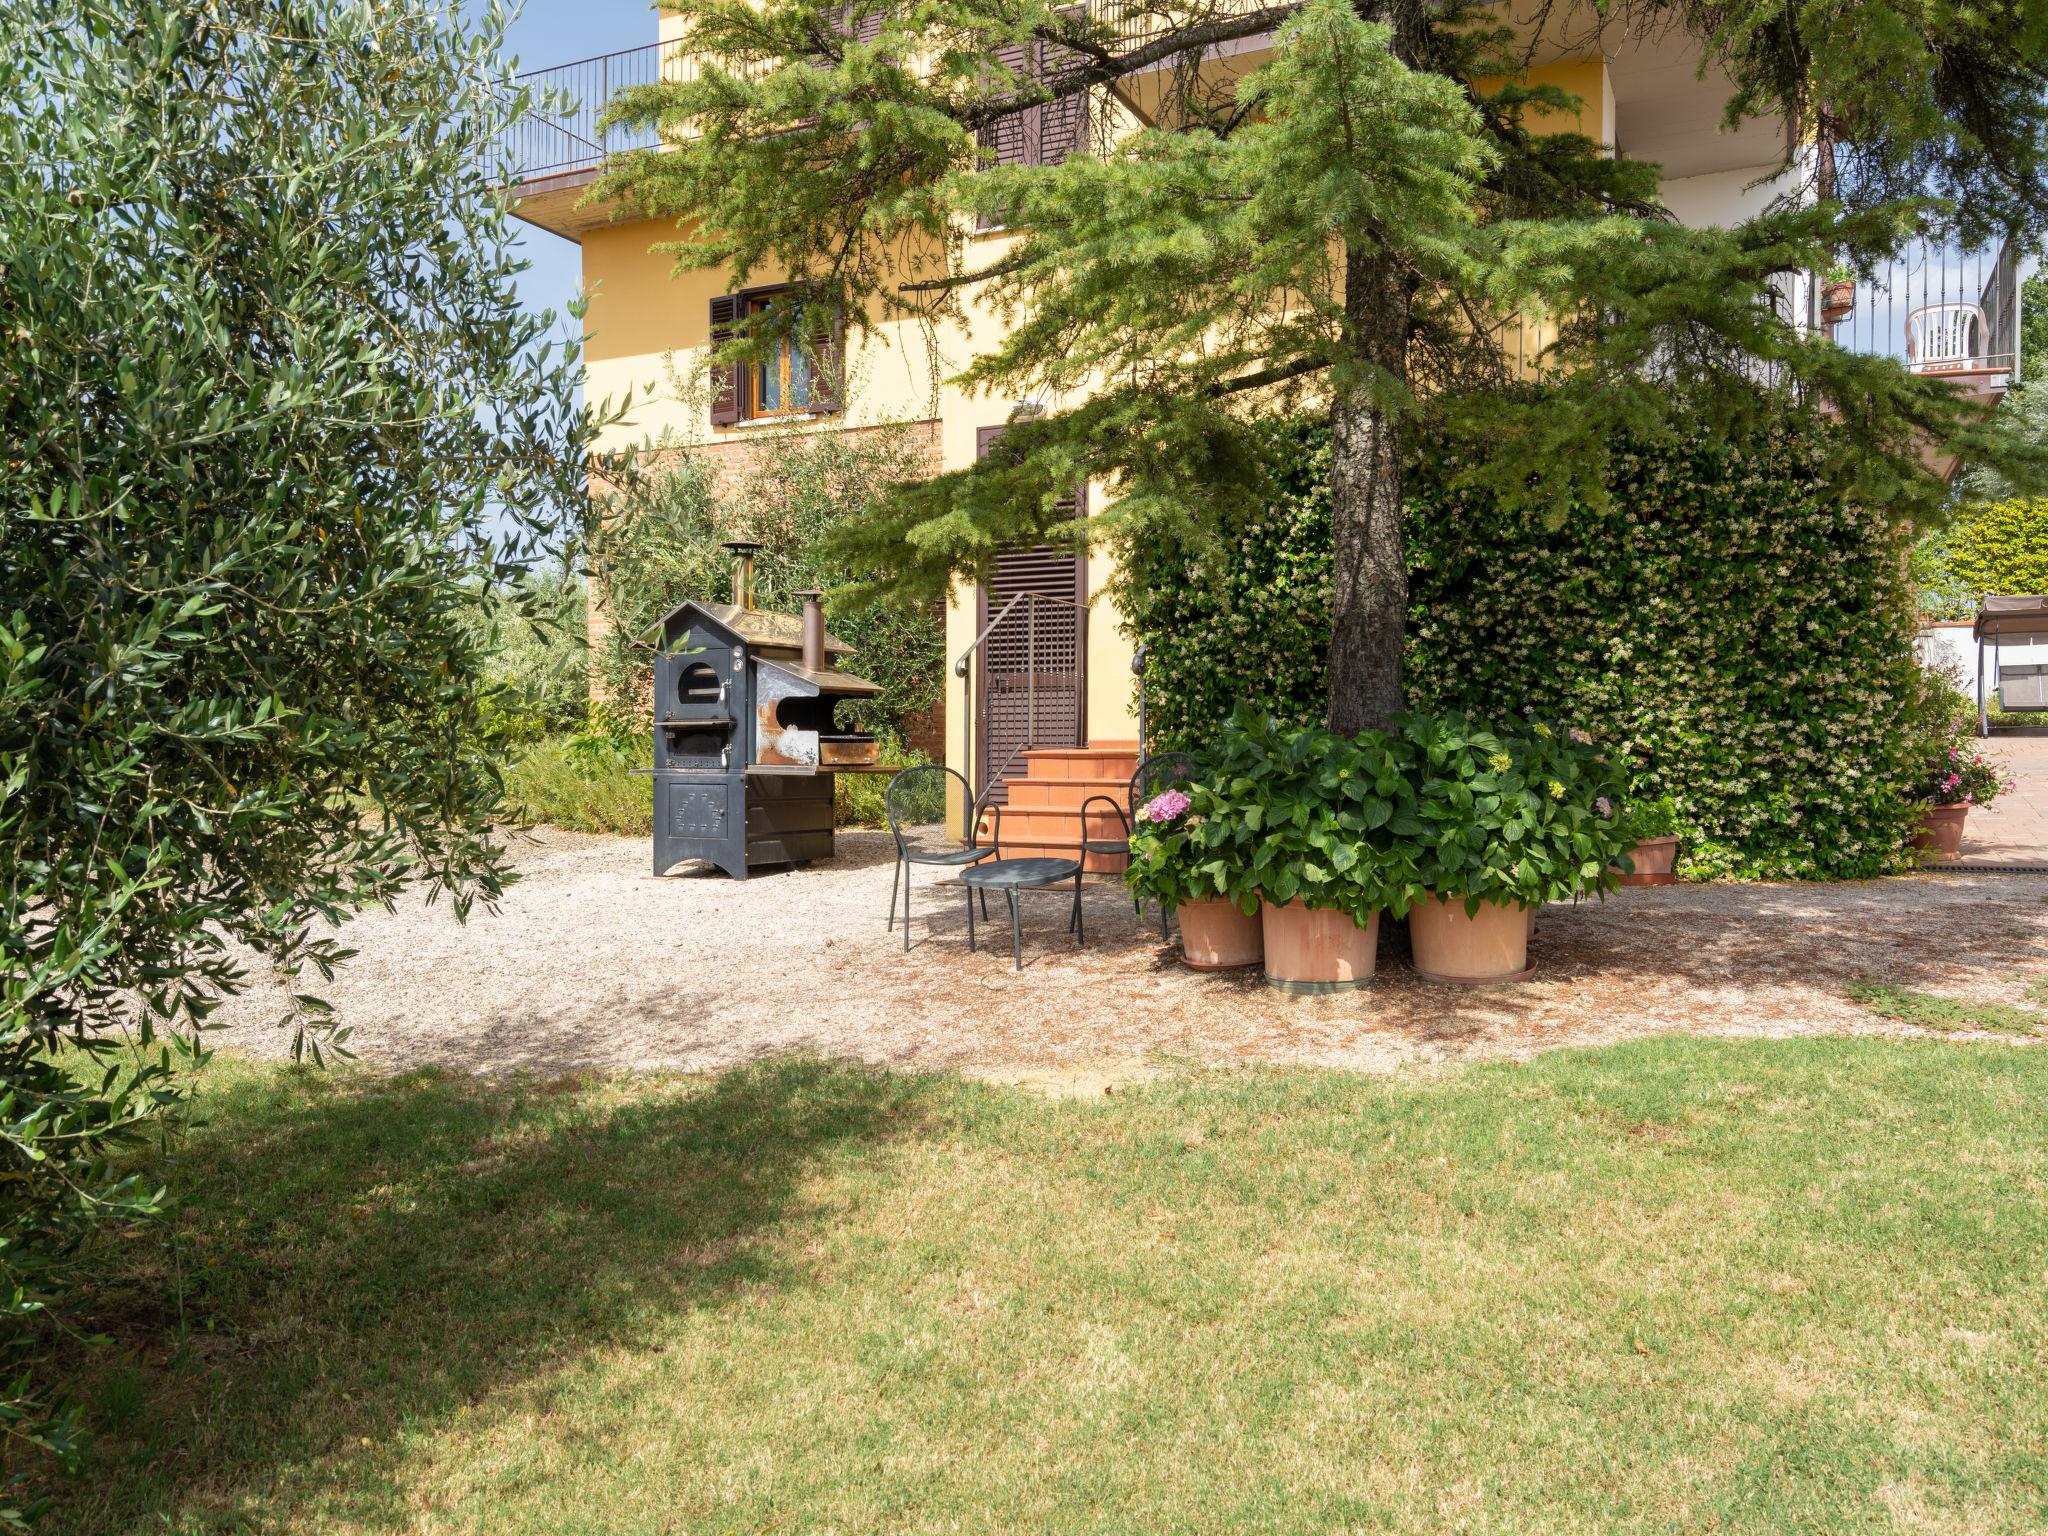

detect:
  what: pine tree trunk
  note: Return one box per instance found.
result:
[1325,240,1414,734]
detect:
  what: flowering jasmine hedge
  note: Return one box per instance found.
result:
[1117,413,1928,880]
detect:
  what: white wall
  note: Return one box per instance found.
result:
[1659,164,1788,229]
[1919,623,2048,710]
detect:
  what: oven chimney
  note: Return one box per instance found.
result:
[795,590,826,673]
[721,539,762,609]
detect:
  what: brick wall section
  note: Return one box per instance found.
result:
[587,421,946,760]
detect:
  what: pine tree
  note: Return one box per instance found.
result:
[599,0,2048,730]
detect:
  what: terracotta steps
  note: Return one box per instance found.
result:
[975,740,1141,873]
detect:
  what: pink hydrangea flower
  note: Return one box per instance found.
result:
[1139,788,1191,825]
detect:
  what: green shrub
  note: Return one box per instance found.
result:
[1119,411,1926,881]
[1614,794,1683,844]
[502,726,925,837]
[1948,498,2048,599]
[502,738,654,837]
[593,430,942,738]
[1909,521,1978,622]
[462,570,591,745]
[830,734,930,828]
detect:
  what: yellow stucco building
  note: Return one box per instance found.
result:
[509,6,1812,846]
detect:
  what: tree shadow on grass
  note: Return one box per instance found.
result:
[41,1053,933,1534]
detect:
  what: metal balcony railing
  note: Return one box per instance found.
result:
[494,42,668,184]
[1821,236,2023,383]
[491,2,1273,187]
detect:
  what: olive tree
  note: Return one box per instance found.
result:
[0,0,615,1494]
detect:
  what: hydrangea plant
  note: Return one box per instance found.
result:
[1613,793,1684,844]
[1124,782,1252,914]
[1184,708,1425,923]
[1397,713,1634,913]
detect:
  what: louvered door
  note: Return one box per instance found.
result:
[976,427,1085,801]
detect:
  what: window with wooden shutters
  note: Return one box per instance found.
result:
[975,39,1035,230]
[1037,14,1089,168]
[705,287,845,426]
[974,22,1088,230]
[828,2,888,46]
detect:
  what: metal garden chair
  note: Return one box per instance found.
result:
[885,764,1000,952]
[1078,749,1199,940]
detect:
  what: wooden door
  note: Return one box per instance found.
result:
[976,427,1086,799]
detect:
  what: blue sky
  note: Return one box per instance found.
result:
[486,1,662,333]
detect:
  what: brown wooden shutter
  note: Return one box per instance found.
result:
[708,294,742,426]
[976,39,1036,230]
[830,3,887,45]
[973,425,1087,796]
[806,303,844,415]
[1039,13,1088,168]
[977,40,1036,168]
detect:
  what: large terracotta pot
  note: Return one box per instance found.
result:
[1616,834,1680,886]
[1259,900,1379,992]
[1910,803,1970,863]
[1409,893,1534,984]
[1820,278,1855,325]
[1177,897,1264,970]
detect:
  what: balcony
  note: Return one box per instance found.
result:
[494,42,688,238]
[1821,236,2025,401]
[491,4,1260,233]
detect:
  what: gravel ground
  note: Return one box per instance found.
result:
[202,826,2048,1084]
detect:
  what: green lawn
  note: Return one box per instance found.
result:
[43,1039,2048,1534]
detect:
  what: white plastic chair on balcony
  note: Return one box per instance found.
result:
[1905,302,1987,373]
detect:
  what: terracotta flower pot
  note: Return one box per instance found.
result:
[1616,834,1680,886]
[1259,900,1378,992]
[1177,897,1264,970]
[1409,893,1534,984]
[1821,278,1855,325]
[1910,803,1970,863]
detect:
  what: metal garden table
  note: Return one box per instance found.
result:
[959,857,1084,971]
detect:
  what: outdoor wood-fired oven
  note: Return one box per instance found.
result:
[650,542,884,878]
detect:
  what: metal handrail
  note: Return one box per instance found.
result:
[951,588,1084,678]
[952,588,1088,831]
[493,40,673,184]
[1131,642,1147,756]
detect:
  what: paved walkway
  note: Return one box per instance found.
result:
[1955,733,2048,868]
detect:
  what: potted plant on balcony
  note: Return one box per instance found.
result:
[1821,261,1856,326]
[1609,792,1684,885]
[1209,711,1420,992]
[1911,736,2008,863]
[1126,782,1262,969]
[1399,714,1631,983]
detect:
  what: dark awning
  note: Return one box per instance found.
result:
[1974,595,2048,641]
